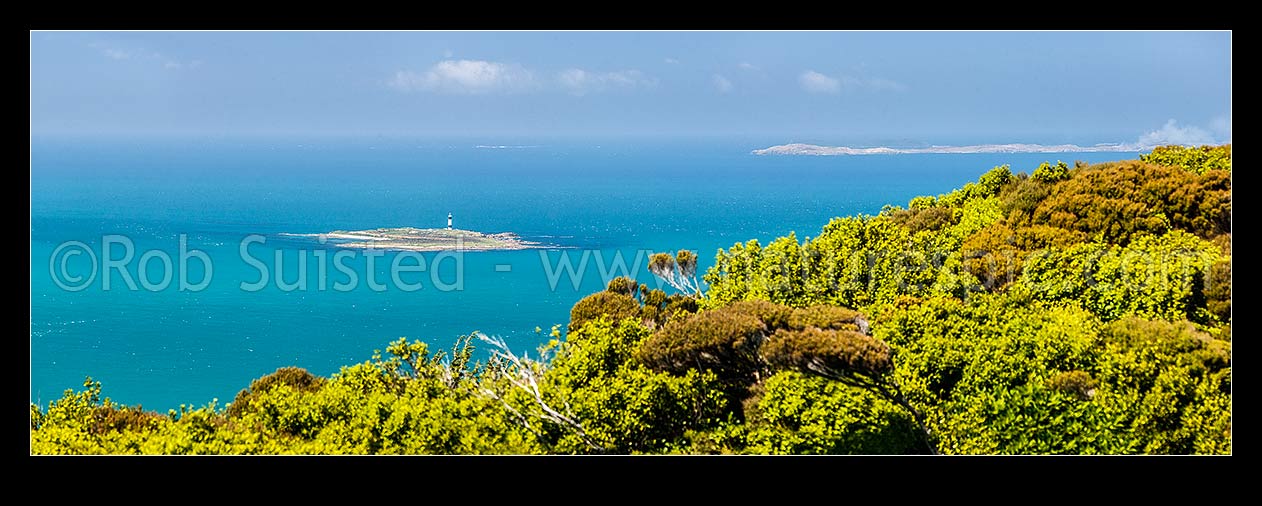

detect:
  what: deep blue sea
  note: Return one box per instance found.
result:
[30,136,1142,410]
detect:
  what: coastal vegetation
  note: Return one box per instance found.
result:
[31,145,1231,455]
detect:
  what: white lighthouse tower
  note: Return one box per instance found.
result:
[447,212,453,230]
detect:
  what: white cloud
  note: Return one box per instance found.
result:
[89,42,197,71]
[388,59,537,94]
[712,74,733,94]
[163,60,202,70]
[664,57,679,64]
[388,61,657,96]
[557,68,657,95]
[738,62,759,71]
[801,70,906,94]
[1137,119,1219,148]
[799,70,840,94]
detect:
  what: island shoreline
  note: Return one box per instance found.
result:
[279,227,563,252]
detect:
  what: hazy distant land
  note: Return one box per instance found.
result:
[752,142,1146,156]
[283,227,545,251]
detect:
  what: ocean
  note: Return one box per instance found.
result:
[29,136,1141,410]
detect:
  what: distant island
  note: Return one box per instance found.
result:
[283,227,545,251]
[752,142,1146,156]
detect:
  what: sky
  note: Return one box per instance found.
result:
[29,31,1232,145]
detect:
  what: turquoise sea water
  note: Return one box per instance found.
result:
[30,137,1141,410]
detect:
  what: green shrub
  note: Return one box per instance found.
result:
[743,371,922,454]
[788,304,860,331]
[1047,370,1098,401]
[637,306,768,383]
[977,164,1014,194]
[1141,144,1231,174]
[226,366,324,418]
[1019,160,1231,244]
[1030,160,1071,183]
[541,318,730,454]
[888,206,958,234]
[761,327,893,379]
[723,299,794,330]
[88,405,166,435]
[568,291,641,331]
[998,176,1052,221]
[1203,259,1231,322]
[606,276,638,297]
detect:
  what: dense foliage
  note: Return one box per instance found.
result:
[1140,144,1232,175]
[32,146,1230,454]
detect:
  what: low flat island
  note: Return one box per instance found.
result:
[283,227,546,251]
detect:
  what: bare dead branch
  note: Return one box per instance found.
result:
[475,333,608,453]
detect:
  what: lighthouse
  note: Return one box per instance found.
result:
[447,212,453,230]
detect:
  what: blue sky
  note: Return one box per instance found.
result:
[29,31,1231,144]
